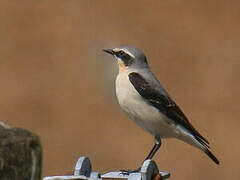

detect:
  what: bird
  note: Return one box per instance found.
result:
[103,45,219,166]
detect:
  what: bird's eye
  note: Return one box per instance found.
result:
[115,51,125,58]
[115,50,132,66]
[118,51,125,56]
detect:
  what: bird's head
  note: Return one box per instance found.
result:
[103,45,148,71]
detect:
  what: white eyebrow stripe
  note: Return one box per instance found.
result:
[113,48,135,58]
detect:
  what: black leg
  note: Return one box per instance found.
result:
[119,139,162,175]
[145,140,162,160]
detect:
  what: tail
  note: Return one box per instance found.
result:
[176,125,220,165]
[194,135,220,165]
[204,148,220,165]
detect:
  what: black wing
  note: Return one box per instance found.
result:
[128,72,209,146]
[129,72,220,165]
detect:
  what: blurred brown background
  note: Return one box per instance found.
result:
[0,0,239,179]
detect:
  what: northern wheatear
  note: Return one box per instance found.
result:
[103,45,219,165]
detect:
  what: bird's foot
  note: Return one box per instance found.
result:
[119,167,141,175]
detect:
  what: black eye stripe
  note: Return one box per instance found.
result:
[115,50,133,66]
[115,51,126,57]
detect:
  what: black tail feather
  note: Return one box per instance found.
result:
[204,148,220,165]
[195,136,210,148]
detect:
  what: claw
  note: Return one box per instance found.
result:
[119,168,141,175]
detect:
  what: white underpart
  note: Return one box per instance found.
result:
[116,69,204,150]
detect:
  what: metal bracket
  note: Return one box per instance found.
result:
[43,156,170,180]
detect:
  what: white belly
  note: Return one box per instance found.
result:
[115,72,178,139]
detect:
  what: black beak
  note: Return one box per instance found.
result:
[103,49,114,55]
